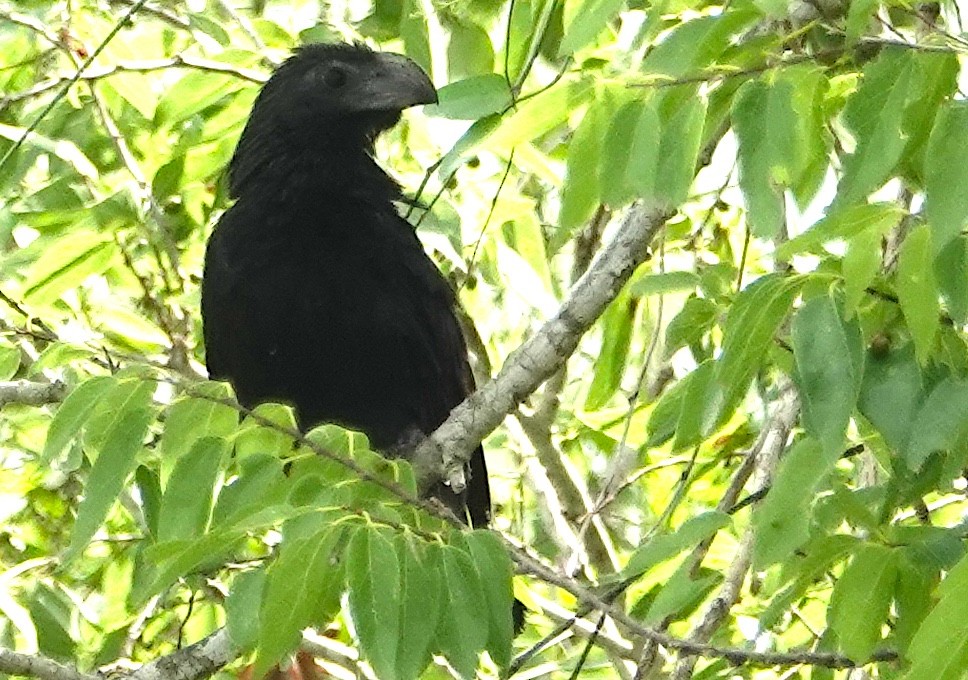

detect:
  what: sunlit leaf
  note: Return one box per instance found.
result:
[925,102,968,253]
[433,543,488,677]
[904,552,968,680]
[836,50,919,208]
[393,536,440,680]
[66,407,155,562]
[733,77,799,238]
[753,438,828,568]
[558,0,625,56]
[791,293,864,456]
[560,95,608,231]
[42,376,116,467]
[347,526,401,680]
[829,543,897,661]
[896,225,940,364]
[427,74,512,120]
[157,437,227,543]
[623,511,730,579]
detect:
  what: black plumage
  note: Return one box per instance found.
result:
[202,43,491,526]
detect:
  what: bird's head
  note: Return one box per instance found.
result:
[229,43,437,196]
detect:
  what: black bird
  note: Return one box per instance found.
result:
[201,43,491,526]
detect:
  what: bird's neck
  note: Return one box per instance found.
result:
[229,119,405,205]
[241,151,401,202]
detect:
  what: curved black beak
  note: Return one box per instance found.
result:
[358,52,438,111]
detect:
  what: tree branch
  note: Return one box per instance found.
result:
[0,650,96,680]
[1,56,265,110]
[413,202,672,492]
[669,380,800,679]
[0,380,66,407]
[127,629,236,680]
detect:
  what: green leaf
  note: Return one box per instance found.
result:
[600,98,643,208]
[630,271,701,298]
[487,79,593,151]
[0,123,98,179]
[560,96,608,231]
[82,376,156,455]
[639,11,759,77]
[715,274,803,423]
[623,511,730,579]
[904,552,968,680]
[236,403,298,459]
[791,293,864,456]
[156,71,247,125]
[829,544,897,662]
[664,297,719,356]
[136,466,163,539]
[212,452,287,527]
[935,238,968,324]
[427,74,512,120]
[671,360,717,450]
[655,92,705,207]
[28,583,76,660]
[157,437,227,543]
[225,569,266,651]
[0,342,19,380]
[137,530,250,604]
[254,518,348,677]
[836,50,919,207]
[646,369,692,447]
[433,543,488,677]
[159,382,237,468]
[347,526,401,680]
[753,438,828,568]
[22,233,116,306]
[896,225,940,364]
[732,78,799,238]
[463,531,514,668]
[760,534,859,630]
[42,376,116,466]
[393,536,440,680]
[858,344,924,452]
[786,67,830,207]
[893,552,938,653]
[66,407,154,562]
[901,52,959,184]
[584,287,636,411]
[842,226,883,315]
[925,102,968,253]
[447,21,495,80]
[845,0,879,42]
[625,98,662,203]
[558,0,625,56]
[775,202,902,260]
[904,379,968,470]
[644,564,721,625]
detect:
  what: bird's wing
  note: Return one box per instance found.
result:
[383,215,492,525]
[200,221,236,382]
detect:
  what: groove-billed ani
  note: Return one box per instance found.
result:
[201,43,491,526]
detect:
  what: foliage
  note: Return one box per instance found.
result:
[2,0,968,678]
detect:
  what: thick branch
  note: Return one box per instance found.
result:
[128,629,236,680]
[0,380,66,407]
[0,650,96,680]
[413,203,672,492]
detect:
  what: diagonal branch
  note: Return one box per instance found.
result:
[412,202,673,492]
[0,650,96,680]
[0,380,66,407]
[127,629,236,680]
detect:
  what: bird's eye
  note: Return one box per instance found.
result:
[323,67,347,88]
